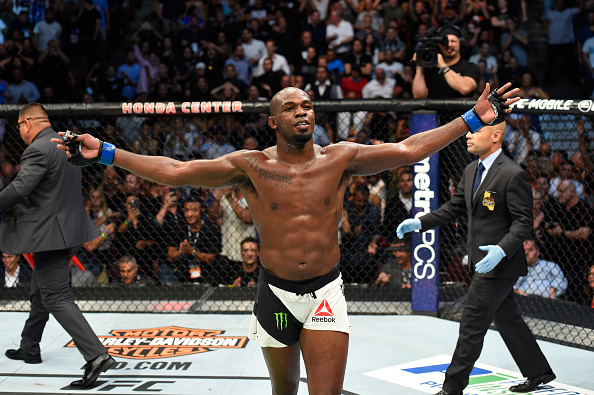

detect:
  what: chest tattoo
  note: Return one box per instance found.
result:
[243,153,293,188]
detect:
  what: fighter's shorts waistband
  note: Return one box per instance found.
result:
[260,265,340,296]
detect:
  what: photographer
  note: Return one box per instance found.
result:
[412,25,480,99]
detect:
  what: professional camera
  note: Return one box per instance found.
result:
[415,31,448,68]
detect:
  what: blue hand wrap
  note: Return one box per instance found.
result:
[461,109,485,134]
[98,142,116,165]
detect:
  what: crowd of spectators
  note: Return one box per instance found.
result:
[0,0,593,308]
[0,0,589,105]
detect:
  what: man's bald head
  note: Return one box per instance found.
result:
[270,87,311,116]
[483,121,506,145]
[488,120,506,134]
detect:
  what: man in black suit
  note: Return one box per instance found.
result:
[0,103,114,388]
[397,121,555,394]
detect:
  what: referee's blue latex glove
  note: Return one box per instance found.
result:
[396,218,421,239]
[474,245,504,273]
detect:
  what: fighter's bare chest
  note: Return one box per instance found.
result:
[241,155,346,200]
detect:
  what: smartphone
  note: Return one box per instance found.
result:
[130,199,139,209]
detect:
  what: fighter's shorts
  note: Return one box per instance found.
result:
[249,265,351,348]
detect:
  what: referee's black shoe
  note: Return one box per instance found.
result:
[509,370,556,392]
[434,390,462,395]
[5,348,42,364]
[70,353,115,389]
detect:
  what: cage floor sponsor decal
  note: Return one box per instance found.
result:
[364,354,594,395]
[66,326,249,359]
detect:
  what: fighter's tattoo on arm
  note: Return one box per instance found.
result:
[243,153,293,189]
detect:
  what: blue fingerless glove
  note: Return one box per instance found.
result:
[396,218,421,239]
[474,245,505,273]
[462,90,509,133]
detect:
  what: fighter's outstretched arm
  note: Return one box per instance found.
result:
[51,133,247,188]
[347,82,519,176]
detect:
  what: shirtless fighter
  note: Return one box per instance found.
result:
[53,82,518,394]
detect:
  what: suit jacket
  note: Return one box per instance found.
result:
[419,151,532,279]
[0,127,98,254]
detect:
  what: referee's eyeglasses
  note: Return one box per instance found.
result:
[17,117,48,128]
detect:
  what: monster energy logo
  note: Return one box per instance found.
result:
[274,312,288,331]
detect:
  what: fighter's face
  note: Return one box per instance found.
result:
[269,89,315,144]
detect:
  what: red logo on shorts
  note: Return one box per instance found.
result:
[314,300,334,317]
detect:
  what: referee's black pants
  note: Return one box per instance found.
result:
[443,276,551,393]
[20,247,106,361]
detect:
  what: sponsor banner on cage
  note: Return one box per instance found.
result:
[512,97,594,114]
[365,354,594,395]
[121,101,244,114]
[410,111,440,314]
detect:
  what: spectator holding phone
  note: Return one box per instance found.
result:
[208,185,256,262]
[115,194,157,278]
[76,188,116,286]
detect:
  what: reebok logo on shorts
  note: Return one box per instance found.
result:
[312,300,336,323]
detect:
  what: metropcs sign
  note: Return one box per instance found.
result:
[412,156,437,282]
[409,112,440,314]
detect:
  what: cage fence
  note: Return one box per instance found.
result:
[0,98,593,350]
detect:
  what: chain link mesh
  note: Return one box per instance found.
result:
[0,101,592,351]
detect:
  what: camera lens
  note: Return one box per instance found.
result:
[422,52,433,63]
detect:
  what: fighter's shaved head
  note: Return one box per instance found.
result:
[270,87,311,116]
